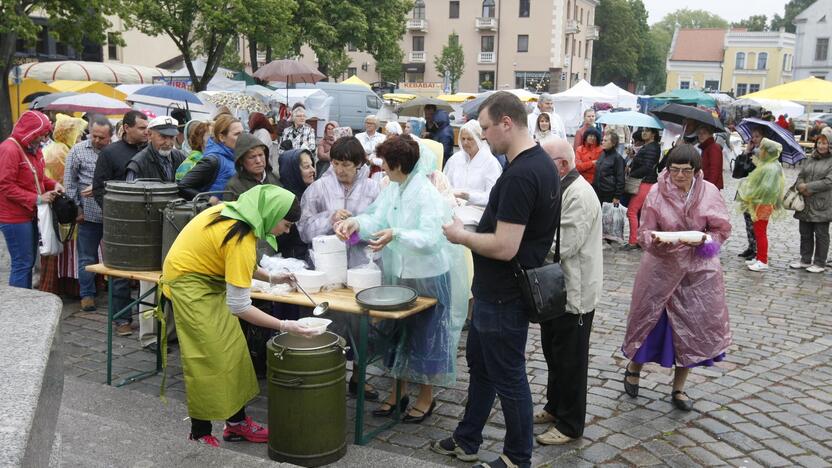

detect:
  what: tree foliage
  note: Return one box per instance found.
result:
[376,48,405,83]
[733,15,769,31]
[770,0,816,32]
[434,33,464,93]
[0,0,120,136]
[593,0,648,90]
[120,0,296,91]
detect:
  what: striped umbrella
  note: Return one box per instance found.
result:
[736,117,805,165]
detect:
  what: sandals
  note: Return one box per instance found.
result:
[402,400,436,424]
[671,390,694,411]
[623,365,640,398]
[372,395,409,417]
[535,426,575,445]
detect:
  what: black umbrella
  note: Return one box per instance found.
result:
[22,91,51,104]
[462,91,496,120]
[652,103,725,133]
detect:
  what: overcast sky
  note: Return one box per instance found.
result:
[641,0,790,25]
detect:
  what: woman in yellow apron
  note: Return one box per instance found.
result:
[162,184,315,447]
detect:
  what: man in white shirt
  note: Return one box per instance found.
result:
[355,115,386,165]
[528,93,567,139]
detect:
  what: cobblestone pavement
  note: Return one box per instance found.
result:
[13,167,832,467]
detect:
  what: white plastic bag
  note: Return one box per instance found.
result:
[601,202,627,243]
[37,204,62,256]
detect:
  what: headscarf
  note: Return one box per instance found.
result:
[813,132,830,159]
[459,119,485,156]
[385,121,403,136]
[43,114,86,179]
[181,119,203,153]
[220,184,295,251]
[278,148,312,197]
[738,137,785,221]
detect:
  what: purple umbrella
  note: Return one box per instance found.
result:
[737,117,805,165]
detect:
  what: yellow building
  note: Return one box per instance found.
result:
[721,29,795,97]
[666,28,795,97]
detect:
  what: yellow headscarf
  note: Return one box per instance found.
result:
[43,114,87,180]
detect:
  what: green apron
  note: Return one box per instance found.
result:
[161,273,259,420]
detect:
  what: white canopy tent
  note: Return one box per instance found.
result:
[206,75,247,92]
[171,60,237,80]
[552,80,615,134]
[730,97,805,118]
[268,88,334,122]
[596,83,638,110]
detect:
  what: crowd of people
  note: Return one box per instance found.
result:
[2,86,831,468]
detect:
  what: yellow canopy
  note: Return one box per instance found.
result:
[49,80,127,100]
[383,93,417,103]
[436,93,476,103]
[342,75,371,89]
[8,78,56,121]
[743,77,832,104]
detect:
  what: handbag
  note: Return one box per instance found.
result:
[783,182,805,211]
[624,176,642,195]
[732,152,755,179]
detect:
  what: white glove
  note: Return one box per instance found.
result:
[279,320,317,337]
[268,271,294,287]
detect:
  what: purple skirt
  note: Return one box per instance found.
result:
[627,311,725,368]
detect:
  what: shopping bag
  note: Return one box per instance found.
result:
[601,201,627,243]
[37,203,63,256]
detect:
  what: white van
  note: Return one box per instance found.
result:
[298,82,384,132]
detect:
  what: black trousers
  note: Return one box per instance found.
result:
[540,311,594,439]
[799,220,830,267]
[743,211,757,252]
[191,406,246,438]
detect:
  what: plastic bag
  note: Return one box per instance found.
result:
[259,254,308,274]
[601,202,627,243]
[37,204,63,256]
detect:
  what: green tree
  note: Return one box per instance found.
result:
[770,0,816,32]
[376,48,405,83]
[593,0,643,87]
[120,0,296,91]
[733,15,769,31]
[434,33,464,93]
[0,0,120,136]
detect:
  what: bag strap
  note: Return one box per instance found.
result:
[514,170,578,268]
[8,138,42,196]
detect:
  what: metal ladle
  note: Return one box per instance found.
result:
[293,278,330,316]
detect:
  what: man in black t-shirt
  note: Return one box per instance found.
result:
[434,92,560,468]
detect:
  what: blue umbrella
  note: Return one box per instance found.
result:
[736,117,805,165]
[597,111,664,129]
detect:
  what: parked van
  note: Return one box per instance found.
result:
[298,82,384,132]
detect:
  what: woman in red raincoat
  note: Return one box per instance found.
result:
[620,144,732,412]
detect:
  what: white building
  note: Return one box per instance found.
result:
[793,0,832,80]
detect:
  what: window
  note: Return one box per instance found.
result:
[449,1,459,18]
[479,71,495,91]
[584,41,589,58]
[517,35,529,52]
[816,38,829,61]
[519,0,530,17]
[578,40,582,57]
[412,36,425,52]
[566,0,571,19]
[580,8,583,24]
[482,0,495,18]
[704,80,720,91]
[481,36,495,52]
[679,81,690,89]
[736,83,748,96]
[736,52,746,69]
[515,71,550,92]
[413,0,425,19]
[36,25,48,55]
[749,84,760,94]
[347,67,357,79]
[783,53,789,71]
[757,52,767,70]
[367,95,381,109]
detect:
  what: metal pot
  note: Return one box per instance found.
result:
[267,331,348,467]
[160,192,230,262]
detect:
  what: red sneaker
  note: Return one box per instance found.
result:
[223,416,269,443]
[188,434,220,447]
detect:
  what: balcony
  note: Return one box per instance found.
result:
[476,17,498,31]
[585,25,599,41]
[565,19,580,35]
[478,52,496,64]
[409,51,426,63]
[407,18,428,31]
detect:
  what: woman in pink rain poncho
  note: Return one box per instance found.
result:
[621,144,732,412]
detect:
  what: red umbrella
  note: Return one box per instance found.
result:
[253,60,325,108]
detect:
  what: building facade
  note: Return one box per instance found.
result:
[792,0,832,80]
[295,0,598,94]
[666,28,795,97]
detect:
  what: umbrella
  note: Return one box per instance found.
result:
[396,97,454,118]
[22,91,52,104]
[201,92,269,114]
[252,59,325,109]
[597,111,664,129]
[30,92,80,110]
[652,103,725,133]
[44,93,132,114]
[125,85,211,113]
[736,117,805,165]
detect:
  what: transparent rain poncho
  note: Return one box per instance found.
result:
[353,152,469,386]
[738,138,786,221]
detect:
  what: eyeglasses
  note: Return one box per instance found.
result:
[668,167,694,175]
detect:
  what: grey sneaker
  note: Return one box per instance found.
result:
[430,437,478,462]
[806,265,826,273]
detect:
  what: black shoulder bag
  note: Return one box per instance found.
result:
[513,173,576,323]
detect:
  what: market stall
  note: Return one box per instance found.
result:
[552,79,615,134]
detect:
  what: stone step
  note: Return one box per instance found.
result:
[59,376,449,467]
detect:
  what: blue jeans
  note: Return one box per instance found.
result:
[453,297,533,467]
[0,221,38,289]
[77,222,103,299]
[111,278,133,325]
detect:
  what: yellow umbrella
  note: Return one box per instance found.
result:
[383,93,417,103]
[743,76,832,104]
[436,93,477,103]
[342,75,371,89]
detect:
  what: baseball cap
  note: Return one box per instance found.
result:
[148,115,180,136]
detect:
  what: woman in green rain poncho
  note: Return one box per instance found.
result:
[335,134,468,424]
[738,137,786,272]
[161,185,316,447]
